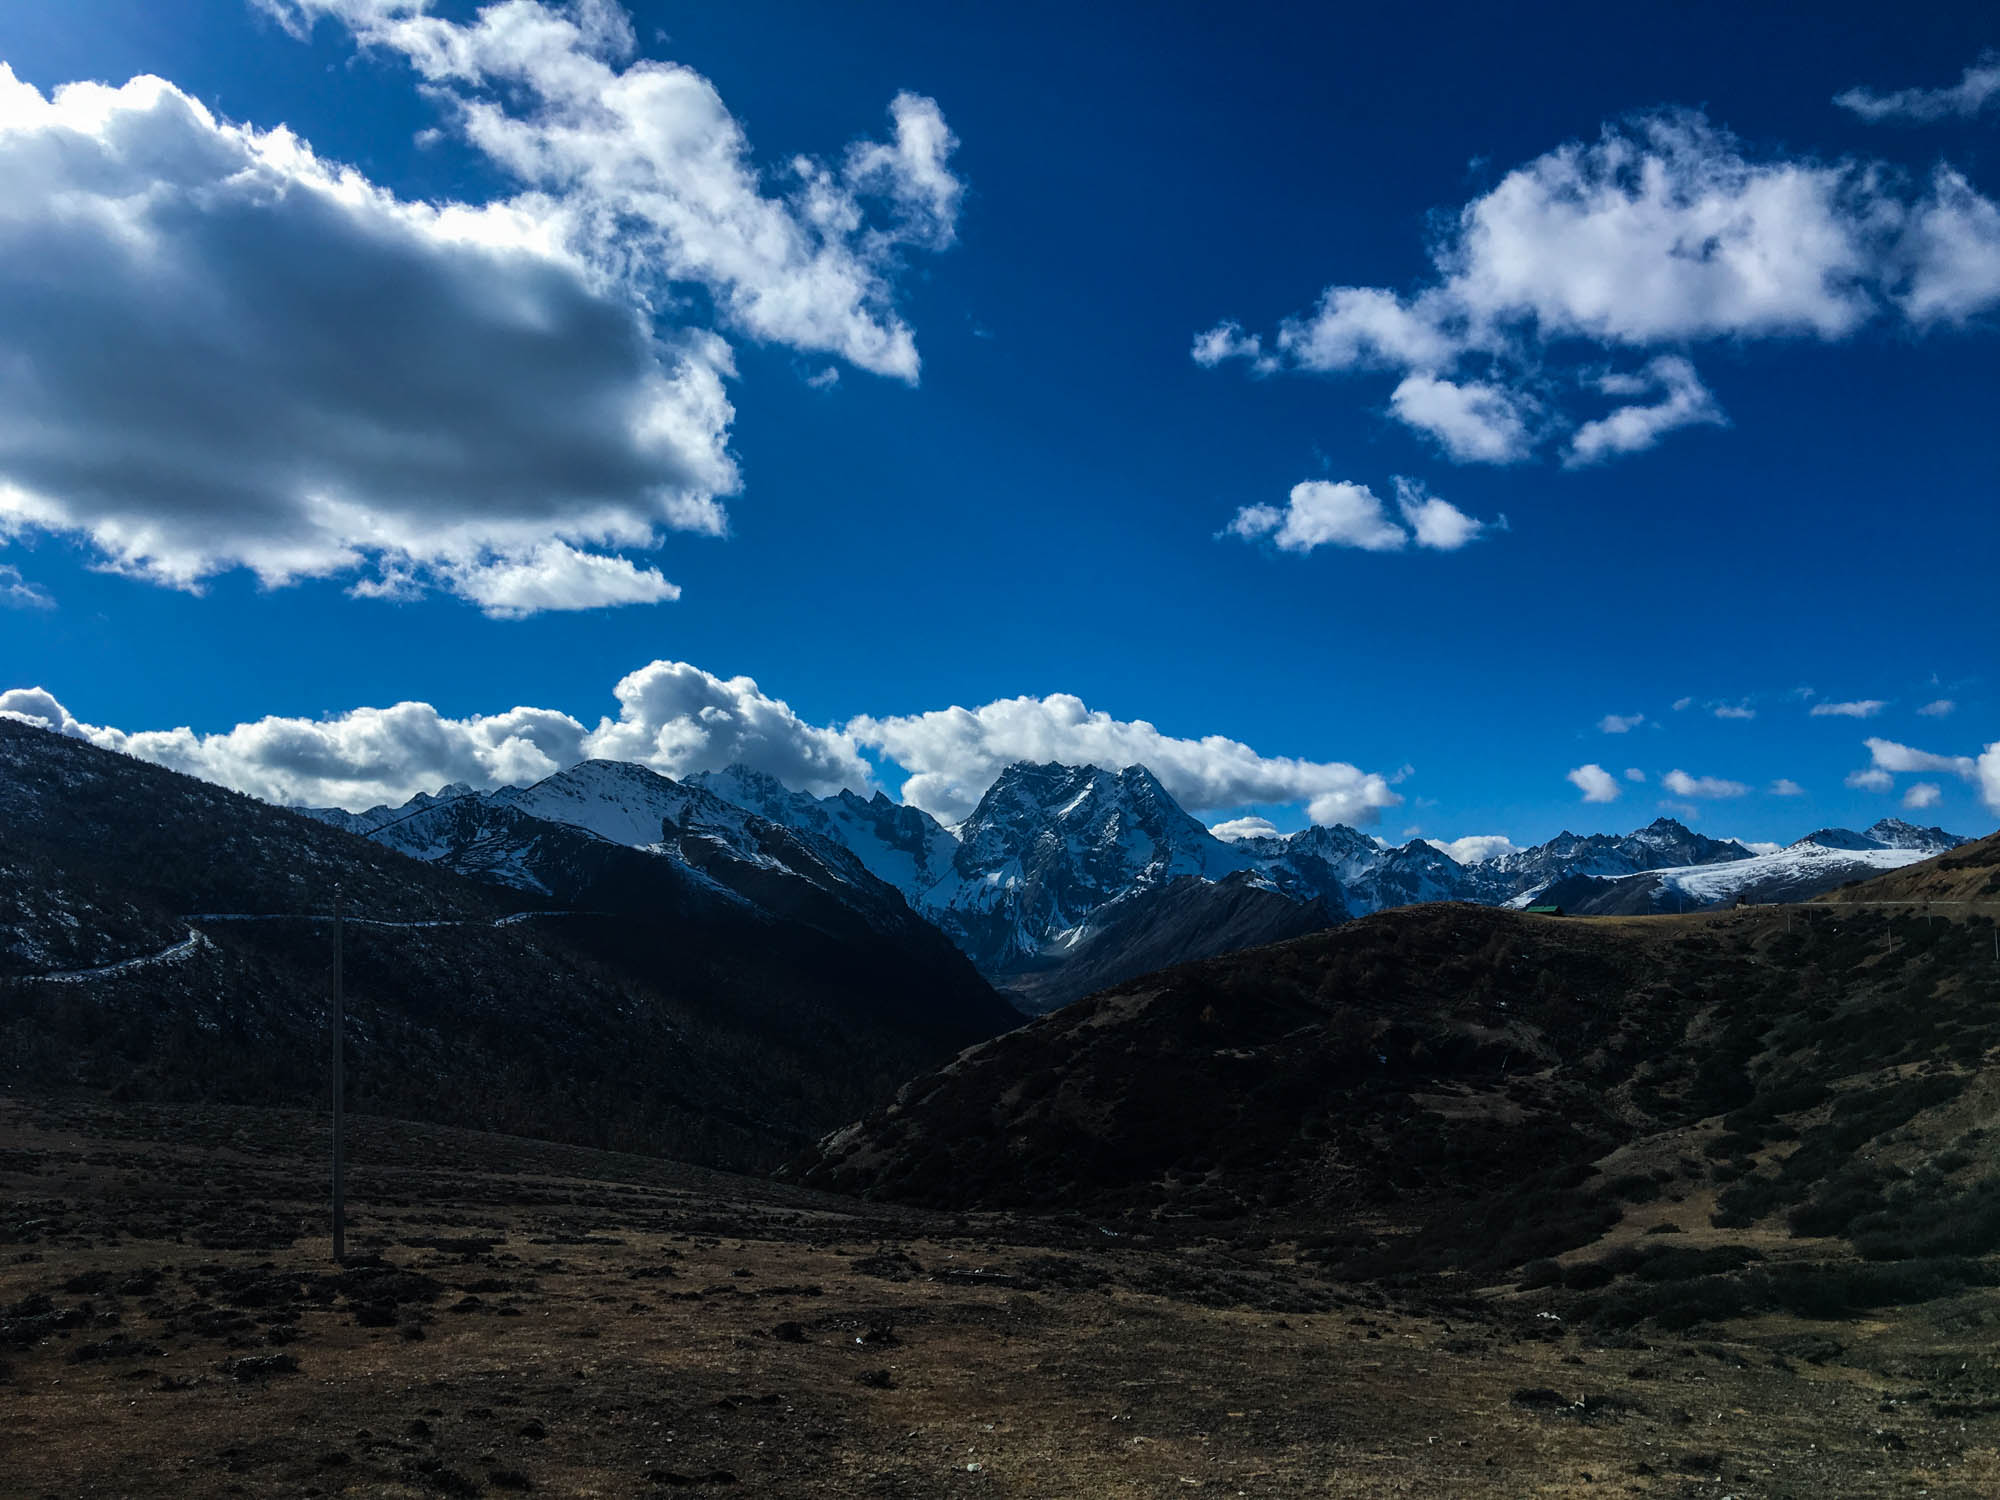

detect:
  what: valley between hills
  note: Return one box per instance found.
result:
[7,719,2000,1495]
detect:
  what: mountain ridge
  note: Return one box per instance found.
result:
[304,754,1979,1009]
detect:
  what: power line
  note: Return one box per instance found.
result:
[330,884,345,1266]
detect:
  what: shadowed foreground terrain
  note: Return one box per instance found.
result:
[8,1094,2000,1498]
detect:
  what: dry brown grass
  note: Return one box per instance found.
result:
[6,1095,2000,1498]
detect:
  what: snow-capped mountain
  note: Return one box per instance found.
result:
[1795,818,1965,855]
[307,757,1977,1011]
[305,760,944,948]
[1487,818,1755,902]
[687,766,964,903]
[304,783,477,836]
[935,762,1259,971]
[1517,820,1970,916]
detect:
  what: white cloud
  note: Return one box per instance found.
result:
[1274,285,1458,371]
[25,663,1406,841]
[1898,168,2000,325]
[0,686,83,736]
[1714,703,1757,721]
[1393,478,1495,550]
[1444,114,1882,345]
[1836,53,2000,123]
[0,4,962,612]
[0,66,739,609]
[1770,778,1805,796]
[4,689,593,811]
[1567,763,1621,802]
[848,693,1402,827]
[1903,781,1943,810]
[1210,815,1281,842]
[1980,743,2000,813]
[0,563,53,610]
[1810,699,1887,718]
[1598,713,1645,734]
[1625,767,1647,782]
[1864,736,1978,779]
[1426,833,1519,865]
[2,661,873,811]
[430,543,681,617]
[1565,355,1726,465]
[583,660,873,796]
[1741,841,1782,856]
[1663,768,1749,798]
[1845,768,1894,792]
[1388,374,1535,463]
[1225,477,1495,555]
[1918,698,1956,717]
[261,0,962,378]
[1190,321,1276,374]
[1672,696,1694,712]
[1195,109,2000,462]
[1225,481,1408,553]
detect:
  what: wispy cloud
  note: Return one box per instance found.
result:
[1810,699,1886,718]
[1597,712,1645,734]
[1663,769,1749,798]
[1566,356,1726,466]
[1836,52,2000,123]
[1863,736,1977,780]
[0,564,53,610]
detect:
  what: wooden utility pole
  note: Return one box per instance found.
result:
[330,885,345,1265]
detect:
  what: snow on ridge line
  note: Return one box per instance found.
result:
[1662,844,1931,902]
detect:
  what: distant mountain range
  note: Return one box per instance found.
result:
[301,757,1973,1011]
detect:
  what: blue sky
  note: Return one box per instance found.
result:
[0,0,1996,851]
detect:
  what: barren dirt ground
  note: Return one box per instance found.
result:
[5,1095,1998,1498]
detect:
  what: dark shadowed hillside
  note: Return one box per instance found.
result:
[996,872,1339,1013]
[795,896,2000,1305]
[0,720,1018,1168]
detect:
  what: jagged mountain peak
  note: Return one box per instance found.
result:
[1794,826,1880,852]
[1636,815,1695,837]
[1864,817,1966,853]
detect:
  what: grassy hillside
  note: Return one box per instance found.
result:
[794,899,2000,1324]
[1818,828,2000,905]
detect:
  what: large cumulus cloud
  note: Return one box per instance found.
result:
[0,0,963,612]
[3,666,1403,829]
[847,693,1401,826]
